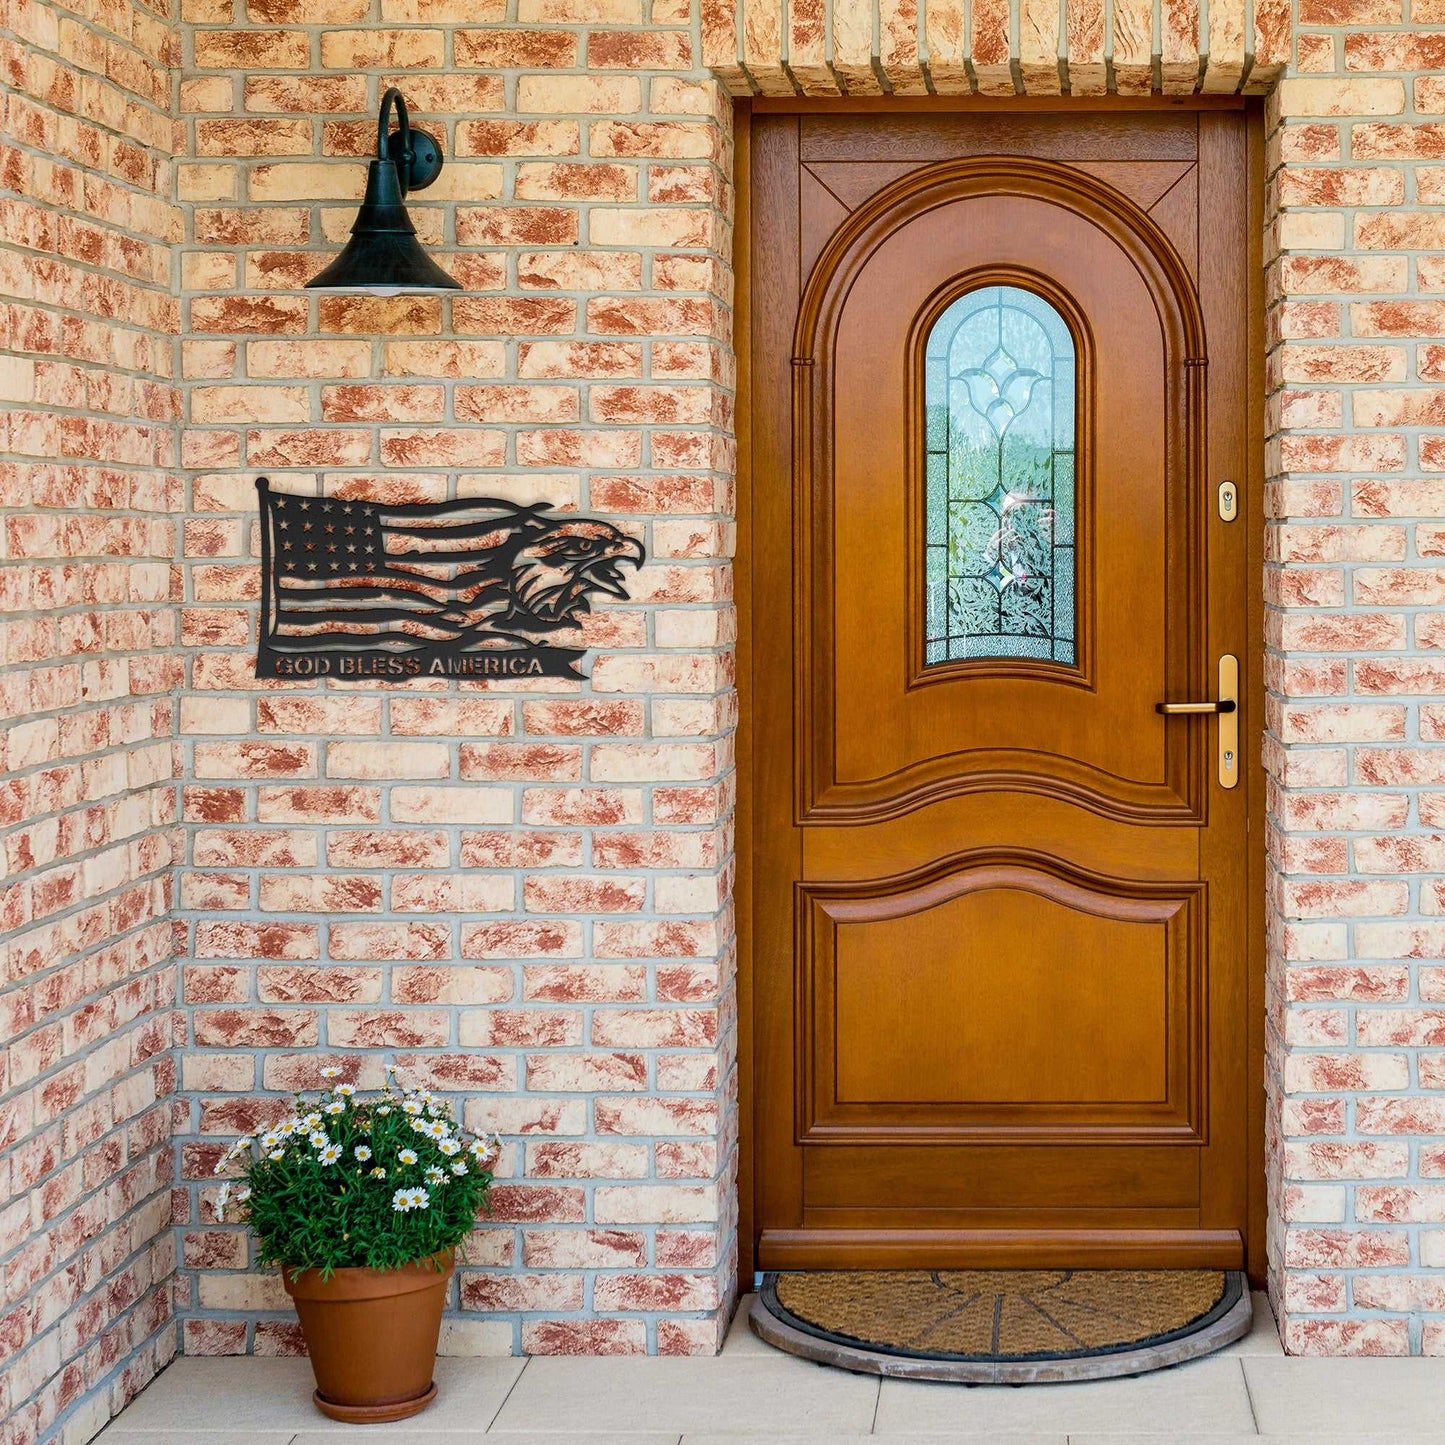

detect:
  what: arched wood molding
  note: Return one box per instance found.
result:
[792,156,1207,366]
[791,156,1212,828]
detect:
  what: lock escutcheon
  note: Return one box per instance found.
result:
[1218,480,1238,523]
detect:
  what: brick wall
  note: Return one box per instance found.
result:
[0,0,183,1437]
[172,1,739,1359]
[1265,50,1445,1355]
[12,0,1445,1421]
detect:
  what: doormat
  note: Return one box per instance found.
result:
[751,1270,1251,1383]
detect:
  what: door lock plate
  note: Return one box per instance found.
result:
[1218,480,1238,522]
[1219,654,1239,790]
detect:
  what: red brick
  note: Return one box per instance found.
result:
[455,207,580,247]
[194,1010,318,1047]
[329,923,449,962]
[522,1319,647,1355]
[456,28,578,67]
[455,119,580,156]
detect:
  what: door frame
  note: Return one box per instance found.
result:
[734,96,1268,1287]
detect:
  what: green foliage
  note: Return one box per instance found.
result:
[214,1067,498,1277]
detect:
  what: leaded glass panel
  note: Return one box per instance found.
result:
[923,285,1077,666]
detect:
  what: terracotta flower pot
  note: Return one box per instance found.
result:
[282,1250,453,1423]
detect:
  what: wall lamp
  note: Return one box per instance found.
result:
[306,87,459,295]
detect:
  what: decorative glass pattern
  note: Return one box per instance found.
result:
[924,285,1076,666]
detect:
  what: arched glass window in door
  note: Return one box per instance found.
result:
[924,284,1076,666]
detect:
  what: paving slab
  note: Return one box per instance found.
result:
[102,1357,525,1435]
[684,1435,1066,1445]
[295,1435,675,1444]
[1065,1436,1445,1444]
[1243,1358,1445,1437]
[491,1356,879,1434]
[874,1357,1256,1435]
[1217,1294,1284,1357]
[99,1434,296,1444]
[720,1292,772,1356]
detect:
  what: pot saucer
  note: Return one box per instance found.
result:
[313,1380,437,1423]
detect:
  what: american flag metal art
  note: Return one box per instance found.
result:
[255,477,645,680]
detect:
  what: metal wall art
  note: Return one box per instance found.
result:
[254,478,645,680]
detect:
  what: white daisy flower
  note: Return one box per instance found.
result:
[319,1144,342,1165]
[369,1166,387,1179]
[353,1145,372,1162]
[309,1131,329,1149]
[268,1149,285,1161]
[334,1083,356,1097]
[235,1186,251,1203]
[391,1187,416,1212]
[376,1105,392,1116]
[320,1066,341,1079]
[402,1100,423,1116]
[398,1148,418,1166]
[450,1160,469,1176]
[302,1113,322,1131]
[324,1100,345,1116]
[278,1119,298,1135]
[438,1138,461,1156]
[409,1118,429,1135]
[259,1131,280,1151]
[425,1166,445,1185]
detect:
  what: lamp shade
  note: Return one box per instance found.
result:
[306,89,459,295]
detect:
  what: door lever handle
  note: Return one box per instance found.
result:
[1156,655,1240,789]
[1155,699,1237,715]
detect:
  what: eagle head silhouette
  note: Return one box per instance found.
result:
[507,519,645,625]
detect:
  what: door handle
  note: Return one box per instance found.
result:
[1155,699,1236,715]
[1156,656,1239,790]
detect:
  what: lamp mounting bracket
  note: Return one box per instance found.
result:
[386,126,442,194]
[378,86,443,195]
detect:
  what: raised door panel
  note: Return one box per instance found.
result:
[800,857,1204,1144]
[836,896,1169,1106]
[803,1143,1202,1212]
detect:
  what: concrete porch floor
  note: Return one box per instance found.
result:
[98,1293,1445,1442]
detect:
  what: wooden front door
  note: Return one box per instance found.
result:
[748,108,1259,1271]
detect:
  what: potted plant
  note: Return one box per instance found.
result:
[215,1065,499,1423]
